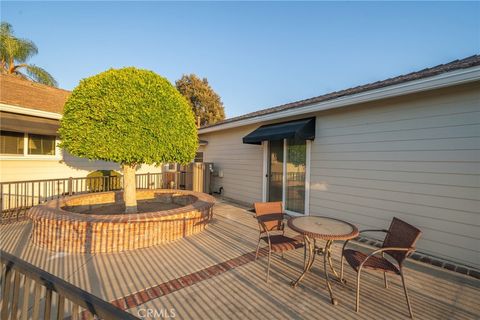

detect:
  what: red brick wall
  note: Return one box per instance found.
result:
[28,189,215,253]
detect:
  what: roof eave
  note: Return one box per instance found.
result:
[0,103,62,120]
[199,65,480,135]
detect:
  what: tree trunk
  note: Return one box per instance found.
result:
[123,164,137,213]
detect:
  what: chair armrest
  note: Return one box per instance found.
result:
[341,230,391,255]
[358,246,416,270]
[369,246,415,256]
[359,229,389,234]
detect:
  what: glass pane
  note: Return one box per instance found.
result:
[0,131,24,154]
[268,140,284,202]
[28,134,55,155]
[286,138,306,214]
[194,152,204,163]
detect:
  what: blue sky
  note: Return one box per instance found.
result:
[2,1,479,118]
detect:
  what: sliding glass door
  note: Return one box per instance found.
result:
[267,138,308,215]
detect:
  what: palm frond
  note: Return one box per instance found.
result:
[1,22,16,62]
[22,64,58,87]
[1,37,38,63]
[12,38,38,63]
[0,22,38,64]
[0,22,13,36]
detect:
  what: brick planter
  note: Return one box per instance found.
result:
[28,189,215,253]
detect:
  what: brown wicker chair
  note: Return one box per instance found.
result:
[340,217,422,318]
[253,202,304,282]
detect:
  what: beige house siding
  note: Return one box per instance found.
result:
[200,125,264,206]
[0,154,163,182]
[199,82,480,268]
[309,82,480,268]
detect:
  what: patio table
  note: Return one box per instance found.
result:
[288,216,359,305]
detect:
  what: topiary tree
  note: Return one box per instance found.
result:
[59,67,198,213]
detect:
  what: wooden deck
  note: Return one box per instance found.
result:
[1,199,479,319]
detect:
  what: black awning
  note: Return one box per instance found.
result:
[242,117,315,145]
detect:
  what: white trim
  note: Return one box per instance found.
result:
[262,141,268,202]
[0,103,62,120]
[199,66,480,134]
[285,209,304,217]
[304,140,311,216]
[23,132,28,155]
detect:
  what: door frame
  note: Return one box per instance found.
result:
[262,139,311,216]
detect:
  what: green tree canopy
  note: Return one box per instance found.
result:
[59,67,198,165]
[0,22,57,87]
[175,74,225,127]
[59,67,198,213]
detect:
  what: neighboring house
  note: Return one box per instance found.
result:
[0,74,163,182]
[198,55,480,268]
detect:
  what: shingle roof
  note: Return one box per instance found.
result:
[201,55,480,130]
[0,74,70,114]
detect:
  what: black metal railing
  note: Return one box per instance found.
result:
[0,171,191,223]
[1,250,138,319]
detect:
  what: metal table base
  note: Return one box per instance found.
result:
[291,235,345,305]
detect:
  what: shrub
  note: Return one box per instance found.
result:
[86,170,122,192]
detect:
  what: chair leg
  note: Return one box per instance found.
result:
[266,248,271,283]
[340,252,344,282]
[355,269,362,313]
[400,269,414,319]
[255,237,261,260]
[382,253,388,288]
[303,245,307,269]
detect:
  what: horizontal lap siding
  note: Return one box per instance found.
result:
[310,82,480,268]
[201,125,263,206]
[0,157,163,182]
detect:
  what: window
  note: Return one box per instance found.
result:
[0,131,24,155]
[28,134,56,155]
[194,152,204,163]
[165,163,178,171]
[0,131,57,157]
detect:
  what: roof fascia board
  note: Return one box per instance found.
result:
[0,103,62,120]
[199,66,480,134]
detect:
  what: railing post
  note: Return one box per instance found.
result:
[68,177,73,196]
[0,183,3,223]
[147,172,151,189]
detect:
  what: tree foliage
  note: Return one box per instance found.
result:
[175,74,225,127]
[0,22,57,86]
[59,67,198,166]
